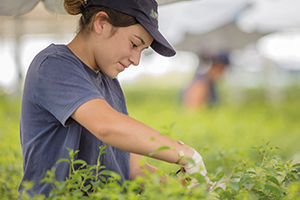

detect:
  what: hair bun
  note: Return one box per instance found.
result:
[64,0,83,15]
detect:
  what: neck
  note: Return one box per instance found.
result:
[67,34,99,73]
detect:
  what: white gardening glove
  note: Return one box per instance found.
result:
[183,149,211,189]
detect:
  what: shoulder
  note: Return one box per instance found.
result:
[24,44,90,93]
[36,44,81,66]
[31,44,85,76]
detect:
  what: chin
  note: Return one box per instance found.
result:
[108,73,119,79]
[102,70,119,79]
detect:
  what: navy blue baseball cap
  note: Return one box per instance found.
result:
[83,0,176,57]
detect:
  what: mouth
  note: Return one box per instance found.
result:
[119,62,128,72]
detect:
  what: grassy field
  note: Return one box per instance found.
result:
[0,95,23,199]
[124,84,300,171]
[0,82,300,199]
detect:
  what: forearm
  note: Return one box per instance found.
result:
[72,98,194,165]
[72,98,210,187]
[104,115,191,163]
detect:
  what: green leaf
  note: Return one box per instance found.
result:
[71,173,82,184]
[262,140,270,146]
[99,170,115,176]
[190,173,206,184]
[78,168,91,174]
[56,158,70,164]
[149,146,170,156]
[233,167,242,173]
[81,184,91,192]
[264,184,281,196]
[239,174,251,184]
[291,172,299,180]
[98,166,106,170]
[242,182,255,190]
[292,163,300,168]
[211,170,226,182]
[267,175,280,186]
[230,182,240,191]
[220,191,232,199]
[99,170,121,180]
[185,158,195,165]
[71,189,84,196]
[90,180,101,187]
[247,171,256,175]
[73,159,87,166]
[99,176,106,182]
[266,167,278,177]
[213,187,224,193]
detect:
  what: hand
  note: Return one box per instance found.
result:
[183,149,211,188]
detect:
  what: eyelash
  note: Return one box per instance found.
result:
[131,42,137,48]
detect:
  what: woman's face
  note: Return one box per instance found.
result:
[94,23,154,78]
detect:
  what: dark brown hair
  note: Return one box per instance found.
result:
[64,0,138,35]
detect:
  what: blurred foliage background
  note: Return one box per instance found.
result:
[1,80,300,198]
[123,82,300,172]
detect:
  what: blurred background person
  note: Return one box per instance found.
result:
[182,48,230,110]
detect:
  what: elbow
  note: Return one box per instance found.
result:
[92,122,113,142]
[90,124,112,142]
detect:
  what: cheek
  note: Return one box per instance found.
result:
[94,53,119,78]
[113,36,131,55]
[95,45,115,64]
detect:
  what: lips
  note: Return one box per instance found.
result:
[119,62,128,71]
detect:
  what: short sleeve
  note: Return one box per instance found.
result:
[34,54,102,126]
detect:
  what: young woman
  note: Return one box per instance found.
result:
[19,0,209,196]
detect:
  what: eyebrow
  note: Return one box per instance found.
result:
[134,35,145,45]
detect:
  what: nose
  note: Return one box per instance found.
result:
[129,50,141,66]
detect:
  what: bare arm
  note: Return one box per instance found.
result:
[183,80,209,109]
[71,98,194,165]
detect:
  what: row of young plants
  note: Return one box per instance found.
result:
[20,141,300,199]
[1,86,300,199]
[0,96,23,200]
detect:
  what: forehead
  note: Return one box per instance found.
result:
[120,24,153,46]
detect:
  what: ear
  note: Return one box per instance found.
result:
[93,11,110,35]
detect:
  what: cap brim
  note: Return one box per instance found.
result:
[137,18,176,57]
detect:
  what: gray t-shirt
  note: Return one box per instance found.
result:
[19,44,130,197]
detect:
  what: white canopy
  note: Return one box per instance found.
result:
[0,0,191,16]
[236,0,300,33]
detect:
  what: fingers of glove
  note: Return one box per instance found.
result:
[183,149,211,186]
[184,150,207,176]
[184,149,203,169]
[185,160,207,175]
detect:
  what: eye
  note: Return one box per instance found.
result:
[131,42,138,48]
